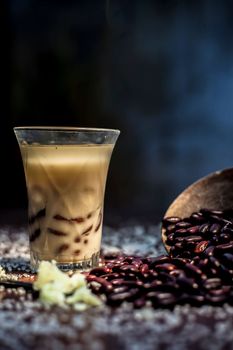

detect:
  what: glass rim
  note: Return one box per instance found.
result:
[14,126,120,134]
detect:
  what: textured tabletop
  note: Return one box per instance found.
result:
[0,225,232,350]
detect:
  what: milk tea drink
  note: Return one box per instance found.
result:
[20,143,114,269]
[14,127,120,270]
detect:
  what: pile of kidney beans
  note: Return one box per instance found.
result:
[87,209,233,309]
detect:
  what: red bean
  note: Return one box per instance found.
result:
[87,208,233,309]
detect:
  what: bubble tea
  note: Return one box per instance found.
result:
[14,128,120,270]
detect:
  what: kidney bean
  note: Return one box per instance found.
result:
[162,217,181,227]
[209,256,221,269]
[143,283,152,290]
[112,263,129,272]
[212,236,220,245]
[221,253,233,268]
[112,286,129,294]
[176,276,199,291]
[148,280,163,289]
[200,208,212,216]
[209,286,231,295]
[101,273,121,281]
[199,223,210,233]
[206,294,227,305]
[190,212,205,223]
[175,229,188,236]
[175,236,186,243]
[210,223,221,234]
[134,298,146,309]
[122,256,135,263]
[87,277,113,293]
[89,267,111,277]
[210,267,218,276]
[119,265,139,274]
[184,263,205,280]
[150,255,171,267]
[166,233,175,244]
[132,259,143,269]
[125,273,138,281]
[203,278,222,290]
[154,263,177,273]
[210,210,225,216]
[171,257,189,267]
[152,282,180,294]
[220,233,231,242]
[166,224,177,233]
[192,256,201,263]
[140,264,149,274]
[154,292,177,306]
[174,243,184,250]
[146,291,159,301]
[106,293,127,306]
[187,226,200,234]
[180,294,204,306]
[197,258,210,272]
[203,246,215,257]
[104,253,121,261]
[194,240,209,254]
[215,242,233,252]
[158,272,176,284]
[184,235,203,243]
[222,219,233,227]
[175,221,192,229]
[218,265,233,283]
[106,256,125,264]
[105,263,115,269]
[88,208,233,309]
[118,272,126,278]
[175,250,192,258]
[124,280,144,286]
[147,270,159,279]
[211,216,232,226]
[169,246,176,256]
[185,241,196,249]
[222,225,233,234]
[111,279,125,286]
[118,288,140,302]
[86,274,99,282]
[169,269,186,278]
[141,257,153,264]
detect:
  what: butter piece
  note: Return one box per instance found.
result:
[34,261,102,310]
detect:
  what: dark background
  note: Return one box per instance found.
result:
[2,0,233,225]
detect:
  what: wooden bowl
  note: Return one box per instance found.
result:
[162,168,233,252]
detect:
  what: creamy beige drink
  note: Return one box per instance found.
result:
[20,144,113,266]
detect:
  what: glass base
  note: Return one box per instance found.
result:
[30,250,100,272]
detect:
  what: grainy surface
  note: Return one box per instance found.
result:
[0,226,233,350]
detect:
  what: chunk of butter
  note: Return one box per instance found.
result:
[34,261,101,309]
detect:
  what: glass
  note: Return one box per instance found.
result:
[14,127,120,271]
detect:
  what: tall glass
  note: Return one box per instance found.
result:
[14,127,120,270]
